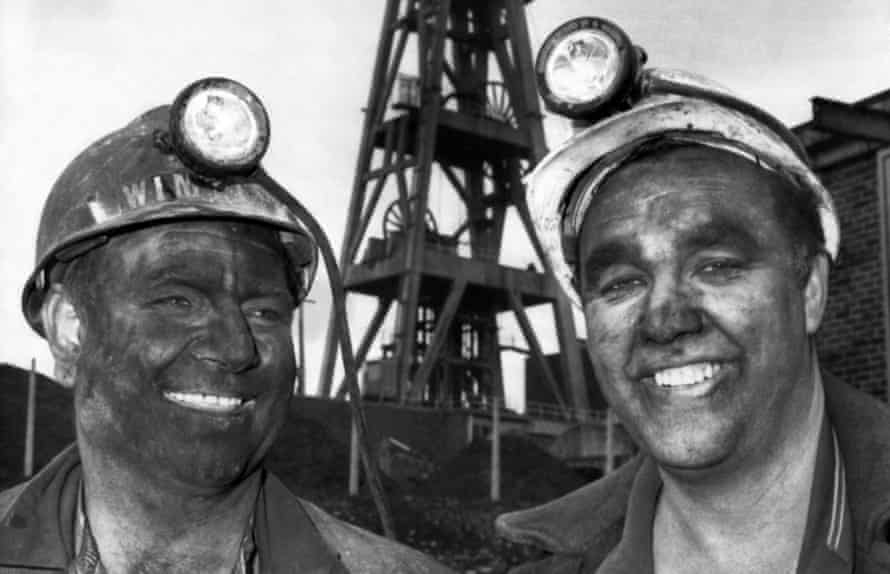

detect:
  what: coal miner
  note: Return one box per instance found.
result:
[0,78,452,573]
[497,17,890,574]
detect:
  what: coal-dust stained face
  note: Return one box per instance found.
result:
[577,146,821,472]
[72,220,297,490]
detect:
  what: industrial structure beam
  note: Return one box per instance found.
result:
[508,290,571,419]
[335,299,394,399]
[319,0,588,427]
[410,278,467,399]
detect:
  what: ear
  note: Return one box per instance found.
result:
[804,254,830,335]
[41,285,83,388]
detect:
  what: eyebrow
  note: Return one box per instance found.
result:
[580,241,642,287]
[142,260,293,300]
[239,281,294,302]
[680,217,763,255]
[142,260,211,284]
[580,216,763,286]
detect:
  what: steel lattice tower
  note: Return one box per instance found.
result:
[319,0,590,417]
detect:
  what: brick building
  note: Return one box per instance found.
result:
[795,89,890,400]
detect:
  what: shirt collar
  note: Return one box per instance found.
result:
[2,452,345,574]
[586,374,853,574]
[796,415,853,571]
[71,482,260,574]
[797,363,853,570]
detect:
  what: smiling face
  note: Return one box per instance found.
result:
[577,146,826,472]
[68,220,297,491]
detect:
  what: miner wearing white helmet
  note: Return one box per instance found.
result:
[0,78,453,574]
[497,17,890,574]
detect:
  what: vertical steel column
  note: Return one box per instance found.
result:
[319,0,404,396]
[392,0,451,402]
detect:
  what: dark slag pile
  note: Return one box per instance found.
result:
[268,424,591,573]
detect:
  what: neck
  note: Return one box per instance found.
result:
[653,360,824,574]
[78,444,262,574]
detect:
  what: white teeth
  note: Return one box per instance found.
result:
[653,362,721,388]
[163,391,245,412]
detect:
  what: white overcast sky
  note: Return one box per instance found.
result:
[1,1,888,409]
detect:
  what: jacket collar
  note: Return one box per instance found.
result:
[254,473,347,574]
[496,372,890,563]
[0,445,345,574]
[0,443,80,571]
[495,452,642,559]
[822,372,890,553]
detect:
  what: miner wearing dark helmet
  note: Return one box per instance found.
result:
[0,78,453,574]
[495,17,890,574]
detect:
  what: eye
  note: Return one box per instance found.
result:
[243,300,293,326]
[248,308,283,322]
[153,295,193,309]
[596,275,647,302]
[697,258,746,282]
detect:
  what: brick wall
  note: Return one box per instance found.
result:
[812,153,888,399]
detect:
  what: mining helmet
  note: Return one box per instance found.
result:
[22,77,318,337]
[529,17,840,308]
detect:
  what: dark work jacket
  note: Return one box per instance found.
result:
[496,374,890,573]
[0,445,455,574]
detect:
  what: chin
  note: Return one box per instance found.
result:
[160,442,266,491]
[640,425,738,473]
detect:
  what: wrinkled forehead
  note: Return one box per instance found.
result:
[117,219,285,254]
[578,145,795,257]
[585,144,792,228]
[595,144,785,203]
[89,219,293,281]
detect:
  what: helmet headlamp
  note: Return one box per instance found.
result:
[169,77,270,177]
[22,77,320,337]
[527,17,839,310]
[536,17,645,121]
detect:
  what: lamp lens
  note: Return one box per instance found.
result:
[545,29,620,105]
[181,87,260,165]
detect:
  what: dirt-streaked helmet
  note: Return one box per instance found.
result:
[22,77,318,336]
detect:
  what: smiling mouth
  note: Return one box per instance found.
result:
[639,362,732,399]
[163,391,255,414]
[652,362,725,387]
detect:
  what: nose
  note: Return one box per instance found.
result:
[192,302,260,373]
[638,274,703,345]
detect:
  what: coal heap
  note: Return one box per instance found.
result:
[0,364,74,489]
[419,433,588,503]
[264,414,352,493]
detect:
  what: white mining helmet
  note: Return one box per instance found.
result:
[529,17,840,308]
